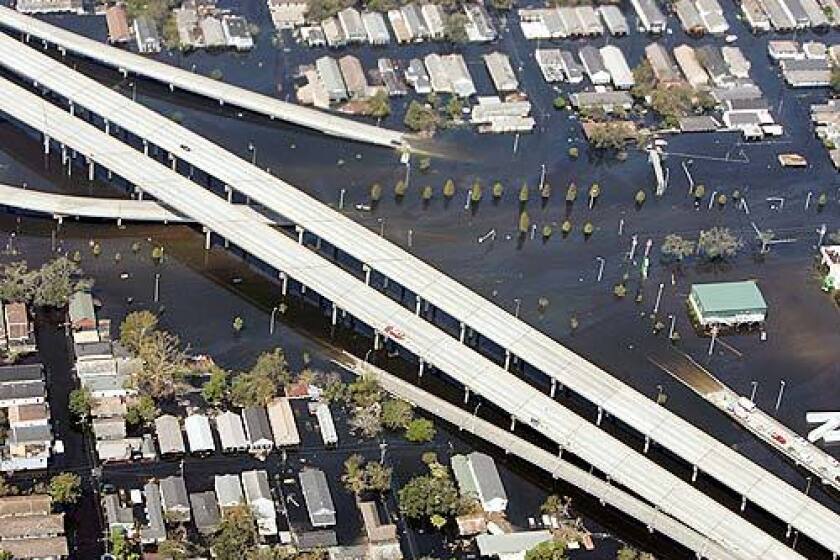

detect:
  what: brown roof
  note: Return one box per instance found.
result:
[4,302,29,340]
[0,513,65,539]
[456,513,487,536]
[0,536,69,558]
[359,501,397,543]
[105,5,131,42]
[7,404,49,424]
[0,495,51,517]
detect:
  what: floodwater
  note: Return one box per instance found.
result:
[0,0,839,558]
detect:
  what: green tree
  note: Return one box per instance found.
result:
[110,527,139,560]
[68,387,93,423]
[470,180,482,203]
[157,539,199,560]
[616,546,640,560]
[119,310,159,354]
[0,550,11,560]
[444,12,469,43]
[395,179,407,197]
[370,183,383,202]
[213,506,258,560]
[519,182,530,203]
[348,375,382,407]
[381,399,414,429]
[525,540,567,560]
[404,101,439,132]
[561,220,572,235]
[697,227,742,261]
[552,96,567,110]
[540,182,552,201]
[0,261,37,302]
[519,211,531,234]
[364,90,391,118]
[250,348,290,387]
[447,96,463,120]
[693,184,706,200]
[717,193,727,207]
[422,185,434,201]
[398,473,459,520]
[405,418,436,442]
[443,179,456,198]
[832,65,840,92]
[32,256,85,308]
[202,366,229,405]
[125,395,158,428]
[542,224,553,239]
[134,330,189,399]
[230,371,276,407]
[566,182,577,203]
[342,454,367,495]
[48,472,81,505]
[233,316,245,332]
[583,222,594,236]
[492,181,504,198]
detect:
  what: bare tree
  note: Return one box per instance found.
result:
[697,227,742,261]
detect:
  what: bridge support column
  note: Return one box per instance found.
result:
[418,360,424,378]
[691,465,698,483]
[596,406,603,426]
[60,144,67,166]
[43,134,50,154]
[170,155,177,171]
[644,435,650,454]
[331,303,337,326]
[87,159,94,181]
[415,296,421,315]
[143,140,149,156]
[550,378,557,398]
[374,331,381,350]
[204,228,211,250]
[463,387,470,404]
[226,186,233,204]
[296,226,305,245]
[105,120,110,135]
[363,264,371,286]
[509,416,516,431]
[740,496,746,513]
[459,322,466,343]
[117,218,122,227]
[504,350,511,371]
[54,215,63,225]
[169,83,174,92]
[786,524,792,539]
[279,272,288,296]
[557,446,562,459]
[136,189,144,201]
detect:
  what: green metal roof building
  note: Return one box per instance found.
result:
[688,280,767,328]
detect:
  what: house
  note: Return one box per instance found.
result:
[761,0,798,30]
[387,10,412,43]
[103,494,135,535]
[600,45,634,89]
[559,51,584,84]
[216,410,248,453]
[424,53,451,93]
[781,58,830,87]
[134,16,162,54]
[222,15,254,50]
[91,396,127,419]
[185,413,215,455]
[267,397,301,447]
[674,45,710,89]
[576,5,603,35]
[6,423,52,470]
[421,3,445,39]
[243,406,275,451]
[200,16,227,47]
[359,501,397,544]
[338,7,366,43]
[570,91,633,112]
[599,5,629,35]
[173,7,201,48]
[558,6,583,35]
[141,482,166,544]
[68,290,96,332]
[645,43,683,86]
[4,302,33,348]
[215,474,244,511]
[242,470,277,535]
[308,401,338,446]
[695,45,730,87]
[321,17,347,48]
[722,46,751,79]
[578,46,611,85]
[339,55,369,99]
[484,52,519,93]
[401,4,429,40]
[674,0,705,35]
[476,531,553,560]
[81,373,133,398]
[0,495,67,560]
[316,56,348,103]
[696,0,729,33]
[267,0,308,29]
[154,414,186,456]
[160,476,191,523]
[443,54,476,98]
[0,364,45,407]
[464,3,496,41]
[74,341,113,363]
[362,11,390,45]
[105,5,132,43]
[8,403,49,427]
[741,0,772,30]
[93,417,127,441]
[15,0,82,13]
[96,438,140,463]
[630,0,667,32]
[405,59,431,94]
[768,40,802,61]
[688,281,768,329]
[190,491,221,535]
[535,49,565,83]
[452,452,508,513]
[819,246,840,288]
[299,468,336,527]
[378,58,408,96]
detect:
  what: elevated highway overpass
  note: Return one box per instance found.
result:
[0,29,837,556]
[0,6,406,149]
[0,72,816,560]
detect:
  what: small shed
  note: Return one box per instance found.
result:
[688,281,768,328]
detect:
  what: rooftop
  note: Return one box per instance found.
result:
[690,281,768,313]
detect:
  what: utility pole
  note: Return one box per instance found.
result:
[805,191,812,211]
[595,257,605,283]
[153,273,160,303]
[653,282,664,315]
[707,326,718,356]
[817,223,827,247]
[339,188,346,210]
[629,235,639,262]
[538,163,546,192]
[408,229,414,248]
[775,379,786,412]
[618,218,624,236]
[668,314,676,339]
[750,380,758,402]
[514,298,521,319]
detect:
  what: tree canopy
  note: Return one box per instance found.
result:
[48,472,81,505]
[525,540,567,560]
[212,506,258,560]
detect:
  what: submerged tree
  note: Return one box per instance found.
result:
[697,227,742,261]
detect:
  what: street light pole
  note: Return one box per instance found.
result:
[248,142,256,166]
[668,314,676,339]
[339,188,346,210]
[775,379,786,412]
[653,282,664,315]
[153,273,160,303]
[270,306,279,335]
[538,163,546,192]
[595,257,605,282]
[749,380,758,402]
[514,298,521,319]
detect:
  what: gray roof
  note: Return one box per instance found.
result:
[155,414,186,455]
[68,290,95,328]
[631,0,667,29]
[476,531,553,556]
[299,468,336,527]
[215,474,244,508]
[570,90,634,109]
[468,452,507,507]
[190,491,221,534]
[81,373,131,394]
[216,410,248,450]
[160,476,190,521]
[103,494,134,527]
[696,45,729,79]
[0,363,43,384]
[675,0,704,32]
[9,423,52,444]
[141,482,166,543]
[362,11,390,44]
[298,529,339,550]
[243,406,274,445]
[74,341,112,360]
[727,97,770,111]
[0,380,45,402]
[599,5,629,34]
[559,50,584,82]
[579,45,608,77]
[315,56,347,102]
[679,116,720,132]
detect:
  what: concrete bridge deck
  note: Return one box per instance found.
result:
[0,6,406,149]
[0,73,812,560]
[0,29,837,555]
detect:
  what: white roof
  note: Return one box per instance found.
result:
[310,402,338,445]
[241,470,275,518]
[599,45,634,88]
[215,474,244,508]
[215,410,248,450]
[184,413,215,453]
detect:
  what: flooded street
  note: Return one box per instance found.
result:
[0,0,839,557]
